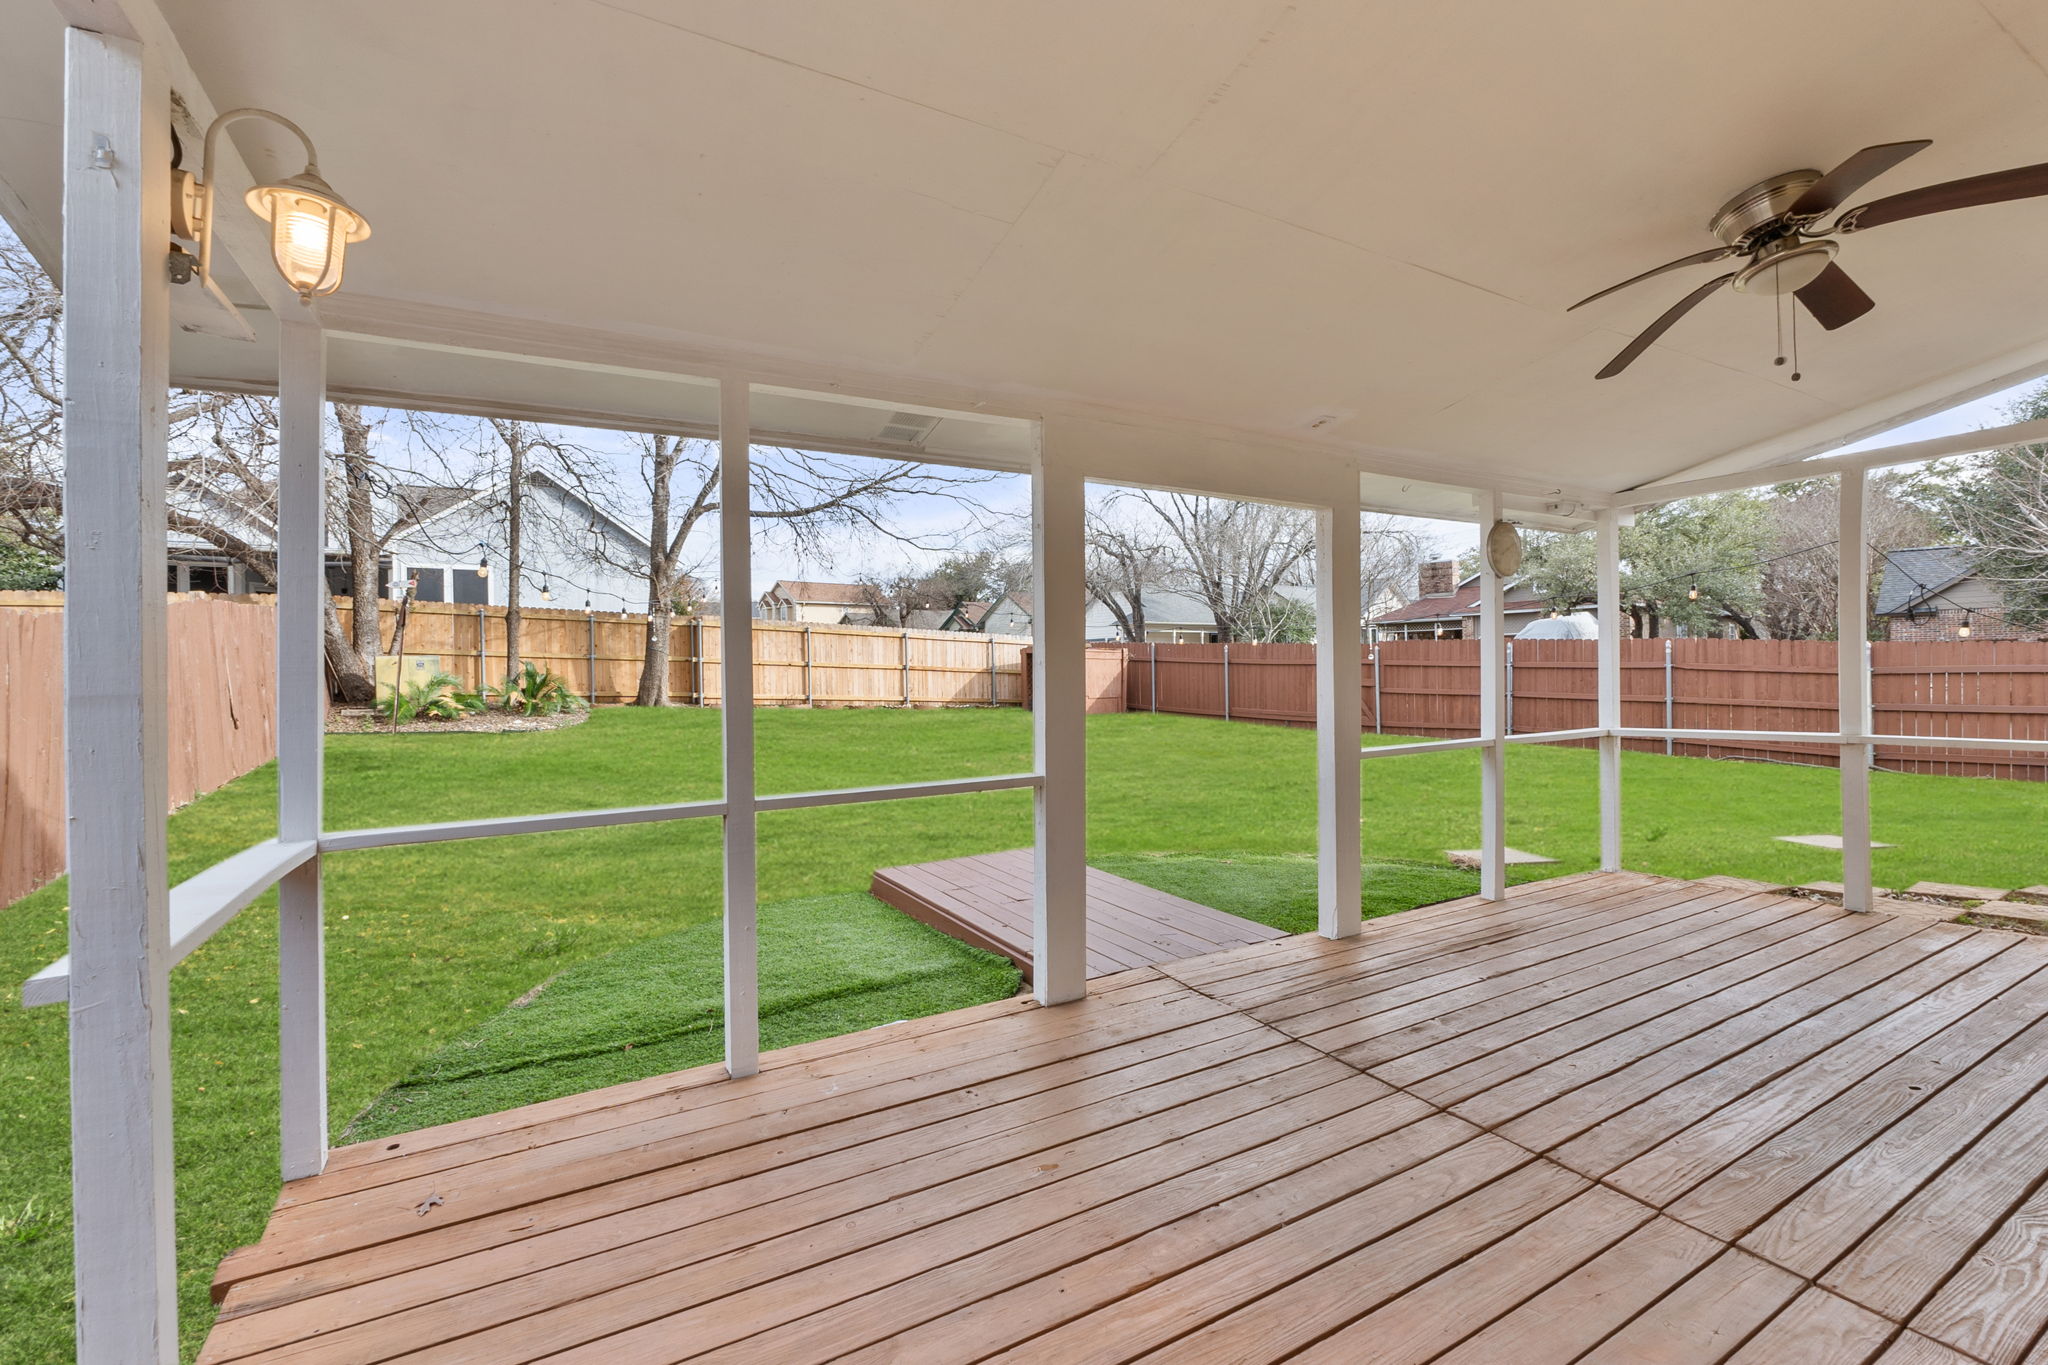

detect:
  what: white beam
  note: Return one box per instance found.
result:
[1478,494,1507,902]
[275,317,328,1180]
[1316,498,1363,939]
[753,773,1041,812]
[319,800,729,851]
[1617,415,2048,509]
[719,380,759,1077]
[23,839,318,1008]
[1595,507,1623,873]
[1032,445,1088,1003]
[1839,469,1874,912]
[59,25,178,1362]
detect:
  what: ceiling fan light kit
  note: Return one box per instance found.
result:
[1571,140,2048,378]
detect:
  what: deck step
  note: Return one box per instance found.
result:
[871,849,1286,982]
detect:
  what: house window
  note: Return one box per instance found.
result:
[452,567,489,605]
[412,567,446,602]
[187,564,229,593]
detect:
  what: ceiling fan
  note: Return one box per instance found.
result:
[1570,141,2048,379]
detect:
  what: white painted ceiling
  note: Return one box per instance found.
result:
[6,0,2048,499]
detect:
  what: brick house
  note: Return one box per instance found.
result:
[1875,546,2048,642]
[1370,560,1548,640]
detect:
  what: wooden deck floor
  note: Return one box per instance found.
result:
[201,871,2048,1364]
[870,848,1287,980]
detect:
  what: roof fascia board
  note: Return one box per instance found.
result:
[310,294,1613,515]
[1618,413,2048,508]
[1644,342,2048,490]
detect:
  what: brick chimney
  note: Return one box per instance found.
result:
[1417,559,1455,598]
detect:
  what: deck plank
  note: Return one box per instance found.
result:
[198,873,2048,1365]
[870,849,1284,981]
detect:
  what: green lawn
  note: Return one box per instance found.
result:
[5,707,2048,1361]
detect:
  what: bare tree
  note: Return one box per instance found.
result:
[1940,384,2048,625]
[1137,492,1316,643]
[1361,514,1436,624]
[600,439,999,705]
[1084,498,1174,641]
[1762,474,1937,639]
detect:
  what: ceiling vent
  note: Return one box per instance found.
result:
[876,411,940,447]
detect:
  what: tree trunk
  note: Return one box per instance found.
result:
[335,404,383,669]
[636,602,672,706]
[322,595,375,702]
[632,435,680,706]
[505,431,525,682]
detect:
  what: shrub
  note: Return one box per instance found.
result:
[375,671,488,724]
[495,661,584,717]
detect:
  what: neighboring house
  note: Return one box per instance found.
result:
[1876,545,2042,641]
[1371,560,1548,640]
[983,592,1033,635]
[1085,589,1223,644]
[940,601,990,631]
[165,469,650,611]
[759,579,872,623]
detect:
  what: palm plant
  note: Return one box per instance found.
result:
[494,661,584,717]
[375,671,489,724]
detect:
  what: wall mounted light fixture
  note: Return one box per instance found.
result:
[171,107,371,300]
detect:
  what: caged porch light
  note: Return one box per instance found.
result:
[170,107,371,300]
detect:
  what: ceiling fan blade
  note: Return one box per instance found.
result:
[1568,247,1737,312]
[1837,162,2048,233]
[1794,262,1875,331]
[1594,272,1736,379]
[1786,140,1932,220]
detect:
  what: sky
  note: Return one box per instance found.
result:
[374,365,2045,607]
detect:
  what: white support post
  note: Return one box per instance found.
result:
[61,27,178,1363]
[1315,498,1363,939]
[1838,468,1874,912]
[719,381,759,1074]
[1478,493,1508,902]
[1032,446,1088,1003]
[275,318,328,1180]
[1595,507,1623,873]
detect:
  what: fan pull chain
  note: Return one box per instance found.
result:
[1790,289,1801,382]
[1773,270,1786,369]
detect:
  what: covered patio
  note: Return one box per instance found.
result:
[10,1,2048,1361]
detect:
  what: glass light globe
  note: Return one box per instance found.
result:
[245,171,370,299]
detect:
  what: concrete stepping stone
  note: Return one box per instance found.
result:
[1905,880,2010,905]
[1444,848,1556,868]
[1968,903,2048,933]
[1775,834,1896,850]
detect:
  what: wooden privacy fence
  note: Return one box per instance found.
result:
[0,592,279,907]
[333,600,1030,708]
[1113,637,2048,781]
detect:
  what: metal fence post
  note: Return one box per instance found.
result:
[693,619,704,705]
[901,629,912,705]
[1222,642,1232,721]
[1663,637,1675,755]
[477,606,487,690]
[989,635,999,706]
[1506,640,1516,736]
[1150,641,1158,713]
[803,625,814,705]
[1371,645,1382,733]
[586,613,596,702]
